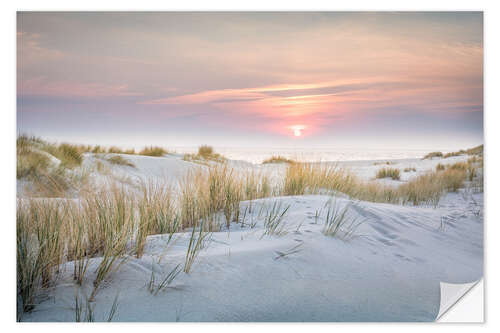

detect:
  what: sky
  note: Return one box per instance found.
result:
[17,12,483,150]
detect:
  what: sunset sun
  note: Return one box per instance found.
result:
[290,125,306,137]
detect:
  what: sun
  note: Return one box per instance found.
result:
[290,125,305,137]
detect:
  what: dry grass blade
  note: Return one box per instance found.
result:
[75,291,119,322]
[184,222,210,274]
[322,199,363,240]
[376,167,400,180]
[274,242,303,260]
[261,201,290,238]
[149,263,182,295]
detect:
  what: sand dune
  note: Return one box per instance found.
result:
[19,153,483,322]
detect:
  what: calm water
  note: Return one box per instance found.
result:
[170,147,438,164]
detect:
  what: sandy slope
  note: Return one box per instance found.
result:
[19,154,483,322]
[81,152,469,191]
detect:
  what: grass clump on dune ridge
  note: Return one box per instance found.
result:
[92,145,106,154]
[179,165,273,231]
[422,151,443,159]
[183,145,226,163]
[282,161,473,206]
[443,144,483,158]
[16,136,58,178]
[179,165,238,231]
[465,144,483,155]
[17,149,51,179]
[106,155,135,168]
[198,145,214,157]
[17,135,83,170]
[105,147,136,155]
[399,168,467,206]
[139,146,168,157]
[425,144,483,160]
[42,143,83,168]
[17,136,92,197]
[282,163,357,196]
[376,167,401,180]
[262,156,296,164]
[443,151,462,158]
[107,146,124,154]
[373,161,394,166]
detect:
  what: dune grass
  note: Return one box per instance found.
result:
[178,165,273,231]
[17,149,51,179]
[75,292,120,322]
[262,156,296,164]
[467,155,483,165]
[83,188,134,301]
[17,186,138,312]
[106,155,135,168]
[16,160,477,313]
[17,136,93,197]
[281,161,473,206]
[17,136,69,178]
[443,145,483,158]
[92,145,106,154]
[183,222,211,274]
[274,243,303,260]
[148,263,182,296]
[261,201,290,237]
[183,145,226,163]
[403,167,416,172]
[398,168,467,206]
[139,146,168,157]
[198,145,214,157]
[376,167,401,180]
[465,144,483,155]
[373,161,394,166]
[322,200,362,240]
[422,151,443,159]
[17,199,66,312]
[107,147,124,154]
[426,144,483,160]
[56,144,83,168]
[67,208,91,285]
[135,183,178,258]
[443,151,462,158]
[16,139,483,314]
[40,143,83,168]
[282,163,358,197]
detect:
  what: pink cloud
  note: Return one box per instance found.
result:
[18,77,143,97]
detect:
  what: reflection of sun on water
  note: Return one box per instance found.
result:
[290,125,305,137]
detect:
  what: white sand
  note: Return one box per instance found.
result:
[19,153,483,322]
